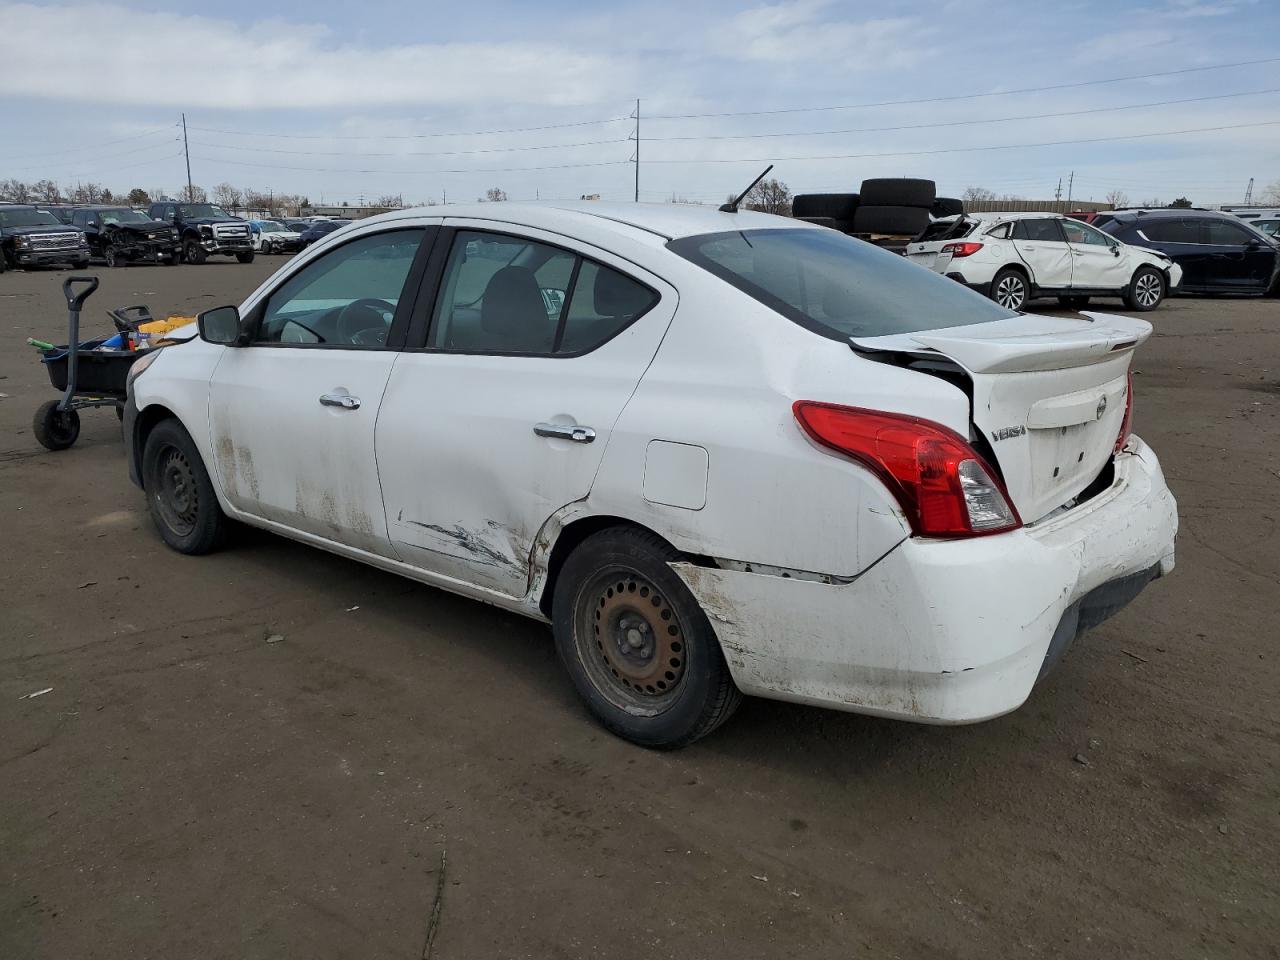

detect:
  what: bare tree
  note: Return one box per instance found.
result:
[212,182,244,211]
[31,180,61,203]
[1264,179,1280,204]
[484,187,508,202]
[963,186,997,203]
[181,183,208,203]
[743,177,792,216]
[1139,197,1164,208]
[69,182,108,203]
[1104,189,1129,209]
[0,179,32,202]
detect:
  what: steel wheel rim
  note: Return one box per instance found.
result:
[105,246,117,267]
[578,569,688,706]
[154,444,198,537]
[1136,273,1161,306]
[996,276,1025,310]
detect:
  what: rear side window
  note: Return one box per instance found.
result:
[1011,219,1065,241]
[428,230,657,355]
[668,228,1017,341]
[1140,219,1200,243]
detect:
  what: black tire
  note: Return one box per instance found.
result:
[1058,295,1091,309]
[931,197,965,218]
[796,216,854,232]
[74,259,90,270]
[852,204,930,236]
[792,193,859,220]
[236,251,255,264]
[1124,266,1165,311]
[552,527,742,749]
[33,400,80,450]
[141,419,227,554]
[104,244,123,268]
[859,177,936,208]
[183,239,206,265]
[991,267,1030,311]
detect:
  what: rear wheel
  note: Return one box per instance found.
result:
[552,528,741,749]
[1058,295,1091,309]
[1125,267,1165,311]
[991,267,1029,311]
[33,400,80,450]
[142,419,227,554]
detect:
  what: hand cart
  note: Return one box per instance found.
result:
[32,276,149,451]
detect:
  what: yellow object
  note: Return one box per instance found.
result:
[138,315,196,336]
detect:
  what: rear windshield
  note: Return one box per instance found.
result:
[916,217,977,242]
[668,227,1016,340]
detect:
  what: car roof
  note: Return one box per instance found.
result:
[354,201,803,242]
[968,211,1073,222]
[1105,208,1241,221]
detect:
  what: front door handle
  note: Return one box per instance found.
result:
[534,422,596,443]
[320,393,361,410]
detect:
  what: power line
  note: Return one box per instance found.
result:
[647,56,1280,119]
[187,154,633,176]
[642,120,1280,164]
[645,88,1280,142]
[4,138,181,173]
[186,115,631,141]
[0,126,175,163]
[188,137,630,159]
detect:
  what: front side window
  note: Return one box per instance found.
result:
[1204,219,1254,245]
[428,230,657,355]
[256,229,423,347]
[668,228,1016,341]
[1061,220,1112,247]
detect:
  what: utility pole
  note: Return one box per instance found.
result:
[1054,178,1062,201]
[181,113,193,203]
[633,98,640,203]
[1066,170,1074,207]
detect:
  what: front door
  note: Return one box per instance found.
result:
[208,226,432,557]
[1011,218,1073,290]
[1202,218,1273,292]
[1060,218,1130,291]
[375,223,676,597]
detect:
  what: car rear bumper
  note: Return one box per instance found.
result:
[671,435,1177,723]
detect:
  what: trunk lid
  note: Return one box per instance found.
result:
[905,216,979,271]
[852,311,1150,524]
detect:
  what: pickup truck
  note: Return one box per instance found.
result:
[146,201,253,264]
[0,205,90,272]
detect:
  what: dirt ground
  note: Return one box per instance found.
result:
[1,259,1277,960]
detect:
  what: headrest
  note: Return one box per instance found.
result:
[480,265,551,348]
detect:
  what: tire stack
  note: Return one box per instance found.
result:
[792,193,859,233]
[851,178,935,236]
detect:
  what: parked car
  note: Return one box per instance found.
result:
[146,201,254,264]
[250,220,303,254]
[37,203,78,224]
[69,205,180,266]
[907,213,1181,311]
[283,219,311,233]
[297,218,351,248]
[1251,219,1279,238]
[123,203,1177,748]
[0,205,89,272]
[1096,209,1280,296]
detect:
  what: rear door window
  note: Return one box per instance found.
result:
[1140,219,1200,244]
[1011,219,1066,242]
[668,227,1016,341]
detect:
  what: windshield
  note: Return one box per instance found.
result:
[98,209,151,225]
[178,204,230,219]
[259,221,283,232]
[0,208,61,228]
[668,228,1017,340]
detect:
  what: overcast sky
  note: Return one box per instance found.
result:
[1,0,1277,207]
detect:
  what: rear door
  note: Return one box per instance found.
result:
[207,225,434,556]
[1133,217,1209,289]
[1011,218,1073,289]
[375,222,676,597]
[1060,218,1130,291]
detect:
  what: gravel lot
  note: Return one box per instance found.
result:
[1,260,1277,959]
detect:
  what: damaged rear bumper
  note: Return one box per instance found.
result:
[671,435,1177,724]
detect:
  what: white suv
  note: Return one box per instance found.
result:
[122,204,1177,748]
[908,213,1182,312]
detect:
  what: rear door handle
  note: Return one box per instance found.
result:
[319,394,361,410]
[534,422,595,443]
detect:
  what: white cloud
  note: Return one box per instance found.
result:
[0,2,634,109]
[717,0,927,69]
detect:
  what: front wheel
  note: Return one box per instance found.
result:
[104,244,123,268]
[991,268,1029,311]
[1125,267,1165,311]
[552,527,742,749]
[236,251,255,264]
[183,239,207,265]
[33,400,80,450]
[141,419,227,554]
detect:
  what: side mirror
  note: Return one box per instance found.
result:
[1111,244,1120,257]
[198,305,252,346]
[1245,238,1261,249]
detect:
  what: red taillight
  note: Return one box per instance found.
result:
[1114,371,1134,454]
[793,401,1021,538]
[941,241,984,258]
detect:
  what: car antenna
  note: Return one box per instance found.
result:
[720,164,774,213]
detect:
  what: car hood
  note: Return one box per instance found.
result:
[185,217,246,227]
[3,224,83,237]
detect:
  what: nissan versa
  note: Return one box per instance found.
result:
[121,203,1178,748]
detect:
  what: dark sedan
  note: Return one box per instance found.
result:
[298,219,352,248]
[1098,209,1279,296]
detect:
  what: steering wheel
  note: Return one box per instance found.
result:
[335,298,395,345]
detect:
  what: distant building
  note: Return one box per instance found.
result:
[304,203,402,219]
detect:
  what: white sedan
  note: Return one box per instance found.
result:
[907,212,1182,312]
[123,203,1177,748]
